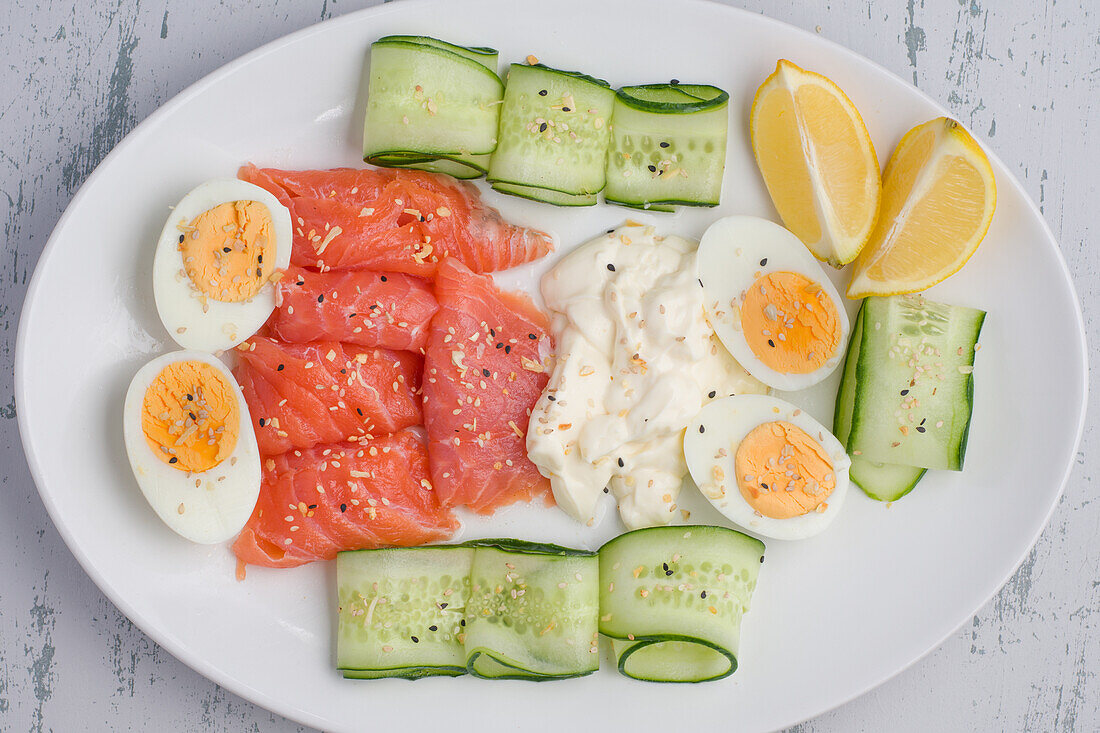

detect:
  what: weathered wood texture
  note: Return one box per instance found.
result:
[1,1,1096,730]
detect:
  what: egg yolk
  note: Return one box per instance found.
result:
[739,270,840,374]
[734,421,835,519]
[179,200,273,302]
[141,360,240,473]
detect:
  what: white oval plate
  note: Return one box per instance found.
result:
[16,0,1087,730]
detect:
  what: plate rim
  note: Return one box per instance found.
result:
[14,0,1090,728]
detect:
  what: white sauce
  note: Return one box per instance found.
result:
[527,224,766,529]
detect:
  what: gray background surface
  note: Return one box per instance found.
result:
[1,0,1096,730]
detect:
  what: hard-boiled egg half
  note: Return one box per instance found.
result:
[685,394,851,540]
[123,350,261,544]
[153,180,292,352]
[698,216,849,391]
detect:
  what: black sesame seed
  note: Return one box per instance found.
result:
[662,562,669,572]
[647,165,656,172]
[538,89,548,96]
[547,394,556,401]
[528,333,537,340]
[562,106,571,112]
[440,602,449,609]
[603,487,609,493]
[760,258,768,267]
[429,625,438,631]
[317,294,324,303]
[459,618,465,626]
[659,141,670,148]
[168,457,178,464]
[920,418,926,426]
[308,504,318,510]
[539,122,548,132]
[504,345,511,354]
[607,263,616,271]
[297,280,305,287]
[178,235,185,243]
[900,389,909,396]
[759,555,765,563]
[700,590,707,599]
[186,394,194,401]
[665,569,674,577]
[356,408,364,416]
[606,229,614,234]
[699,425,706,433]
[768,339,776,348]
[482,368,491,377]
[340,368,346,374]
[340,503,347,512]
[496,343,504,349]
[708,390,717,399]
[761,482,769,490]
[411,636,419,643]
[223,247,232,253]
[916,426,926,433]
[698,278,704,287]
[277,364,284,371]
[258,418,265,427]
[617,457,625,468]
[188,412,197,421]
[257,254,263,263]
[380,275,387,282]
[489,328,496,337]
[670,78,680,84]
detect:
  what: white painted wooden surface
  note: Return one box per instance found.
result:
[1,0,1095,730]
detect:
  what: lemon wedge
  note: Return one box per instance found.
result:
[846,117,996,298]
[750,59,881,267]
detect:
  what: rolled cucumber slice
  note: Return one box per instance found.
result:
[336,546,474,679]
[464,539,600,680]
[363,38,503,173]
[488,63,615,196]
[848,295,986,471]
[599,525,764,683]
[834,304,926,501]
[604,83,729,210]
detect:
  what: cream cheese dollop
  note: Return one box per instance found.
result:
[527,223,767,529]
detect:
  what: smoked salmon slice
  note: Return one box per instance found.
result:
[267,266,438,352]
[239,164,553,276]
[235,337,422,455]
[422,258,554,514]
[232,429,457,569]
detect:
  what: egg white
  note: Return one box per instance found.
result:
[122,350,261,544]
[684,394,851,540]
[153,179,292,353]
[697,216,849,391]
